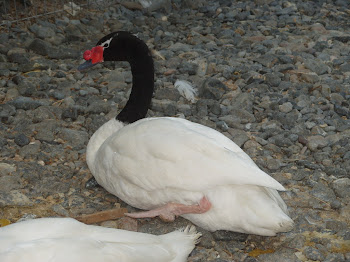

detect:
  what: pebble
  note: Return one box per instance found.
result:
[303,246,325,261]
[332,178,350,198]
[14,133,30,147]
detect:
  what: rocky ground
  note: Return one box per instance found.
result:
[1,0,350,261]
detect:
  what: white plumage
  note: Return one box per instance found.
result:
[174,80,197,103]
[87,117,294,236]
[0,217,200,262]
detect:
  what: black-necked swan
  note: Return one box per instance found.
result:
[78,31,294,236]
[0,217,200,262]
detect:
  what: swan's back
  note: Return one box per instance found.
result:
[0,218,200,262]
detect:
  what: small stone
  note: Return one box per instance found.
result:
[303,246,325,261]
[325,220,348,233]
[52,204,70,217]
[0,163,16,175]
[116,217,138,231]
[28,38,51,56]
[0,175,21,192]
[311,182,337,203]
[264,73,281,87]
[332,178,350,198]
[212,230,248,242]
[19,142,41,158]
[307,135,328,151]
[266,158,282,171]
[87,101,111,114]
[304,59,329,75]
[200,78,229,100]
[323,253,346,262]
[59,128,89,150]
[10,96,44,110]
[279,102,293,113]
[0,190,33,207]
[14,133,30,147]
[154,88,180,101]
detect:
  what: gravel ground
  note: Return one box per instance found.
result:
[1,0,350,261]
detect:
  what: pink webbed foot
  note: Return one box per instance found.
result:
[125,196,212,222]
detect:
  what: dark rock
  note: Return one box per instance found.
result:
[28,38,52,56]
[8,53,30,64]
[264,73,281,87]
[85,177,100,189]
[10,97,44,110]
[14,133,30,147]
[29,24,56,39]
[200,78,229,100]
[212,230,248,242]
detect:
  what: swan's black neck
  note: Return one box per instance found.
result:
[100,32,154,124]
[116,55,154,123]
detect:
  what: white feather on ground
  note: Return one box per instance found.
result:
[174,80,198,103]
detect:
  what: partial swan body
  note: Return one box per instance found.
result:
[0,218,200,262]
[79,31,294,236]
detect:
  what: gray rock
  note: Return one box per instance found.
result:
[339,63,350,73]
[0,175,21,192]
[19,142,41,158]
[87,101,111,114]
[212,230,248,242]
[325,167,347,178]
[265,73,281,87]
[154,88,180,101]
[168,42,191,52]
[14,133,30,147]
[29,24,56,39]
[304,59,329,75]
[47,48,80,59]
[8,53,30,64]
[307,135,328,151]
[279,102,293,113]
[0,104,16,120]
[59,128,89,150]
[325,220,348,233]
[28,38,52,56]
[324,253,346,262]
[0,190,33,207]
[311,182,337,203]
[258,247,301,262]
[10,96,44,110]
[266,158,282,171]
[332,178,350,198]
[303,246,325,261]
[200,78,229,100]
[231,133,249,147]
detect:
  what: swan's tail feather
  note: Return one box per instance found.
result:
[178,225,202,244]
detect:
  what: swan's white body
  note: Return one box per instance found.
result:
[0,217,200,262]
[87,117,294,236]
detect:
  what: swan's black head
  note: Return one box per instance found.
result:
[78,31,152,71]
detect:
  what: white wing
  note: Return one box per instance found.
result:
[97,117,285,192]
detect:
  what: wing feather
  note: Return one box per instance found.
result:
[97,117,285,192]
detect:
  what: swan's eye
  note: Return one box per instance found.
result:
[103,43,109,48]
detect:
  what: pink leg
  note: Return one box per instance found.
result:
[125,196,212,222]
